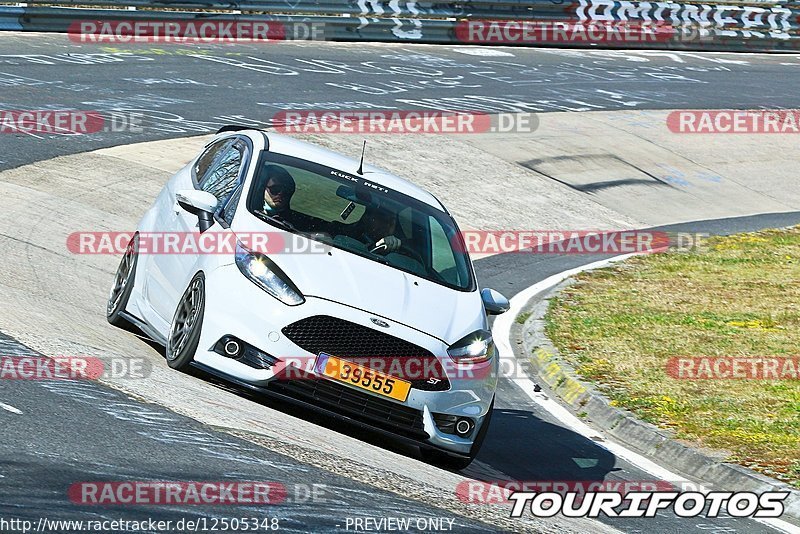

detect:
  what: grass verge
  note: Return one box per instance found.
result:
[545,227,800,487]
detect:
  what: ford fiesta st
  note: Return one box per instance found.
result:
[106,127,509,468]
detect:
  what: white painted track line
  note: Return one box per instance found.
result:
[0,402,23,415]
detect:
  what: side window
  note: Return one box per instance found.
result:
[221,184,243,225]
[199,139,245,209]
[429,215,465,286]
[430,216,455,272]
[397,207,413,240]
[194,138,232,182]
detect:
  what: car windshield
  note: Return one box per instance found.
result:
[246,152,474,291]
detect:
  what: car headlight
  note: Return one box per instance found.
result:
[447,329,495,364]
[235,240,304,306]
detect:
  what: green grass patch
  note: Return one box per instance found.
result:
[546,227,800,487]
[516,311,532,325]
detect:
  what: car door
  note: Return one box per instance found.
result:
[146,136,248,323]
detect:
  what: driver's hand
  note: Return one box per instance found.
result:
[375,236,401,252]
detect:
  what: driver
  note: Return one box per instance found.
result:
[256,165,321,232]
[261,165,296,216]
[331,205,402,253]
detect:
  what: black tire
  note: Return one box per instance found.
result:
[422,397,495,471]
[107,233,139,328]
[166,273,205,371]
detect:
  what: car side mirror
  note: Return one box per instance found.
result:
[481,288,510,315]
[176,189,218,232]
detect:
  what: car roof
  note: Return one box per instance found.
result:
[233,130,446,212]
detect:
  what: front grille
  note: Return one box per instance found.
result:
[269,375,428,440]
[281,315,450,391]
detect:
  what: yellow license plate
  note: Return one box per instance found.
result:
[315,353,411,402]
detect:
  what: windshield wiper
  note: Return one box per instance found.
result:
[256,212,296,233]
[349,247,389,265]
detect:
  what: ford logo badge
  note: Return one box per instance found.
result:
[370,318,390,328]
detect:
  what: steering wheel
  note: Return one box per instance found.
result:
[371,242,426,266]
[370,243,451,283]
[395,244,427,267]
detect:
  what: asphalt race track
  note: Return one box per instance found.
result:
[2,33,800,171]
[1,33,800,534]
[0,334,501,533]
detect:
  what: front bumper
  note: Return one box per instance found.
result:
[195,264,496,454]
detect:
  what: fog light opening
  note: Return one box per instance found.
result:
[455,418,474,437]
[224,339,242,357]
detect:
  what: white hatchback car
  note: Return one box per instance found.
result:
[107,127,509,468]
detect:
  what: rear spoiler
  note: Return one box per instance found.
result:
[215,125,262,134]
[214,125,270,150]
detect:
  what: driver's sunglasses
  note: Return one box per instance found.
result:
[266,184,288,195]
